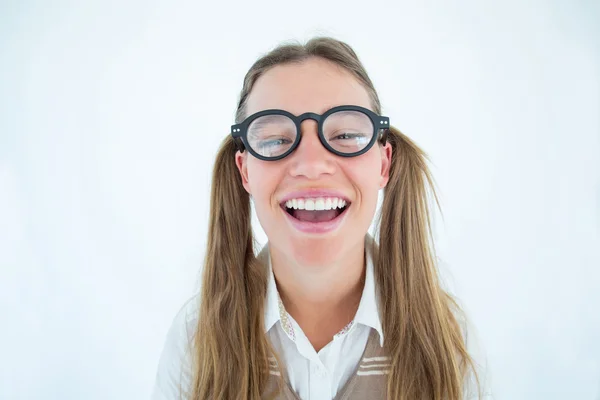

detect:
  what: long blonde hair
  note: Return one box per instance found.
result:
[190,37,480,399]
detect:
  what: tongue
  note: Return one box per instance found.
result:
[293,209,340,222]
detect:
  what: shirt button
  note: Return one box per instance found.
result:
[313,365,326,377]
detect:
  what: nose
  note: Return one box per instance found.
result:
[287,119,336,179]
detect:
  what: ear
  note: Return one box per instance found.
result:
[235,150,252,194]
[379,142,392,189]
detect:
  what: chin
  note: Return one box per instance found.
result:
[283,234,350,267]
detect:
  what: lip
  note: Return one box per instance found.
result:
[279,189,352,205]
[281,202,351,234]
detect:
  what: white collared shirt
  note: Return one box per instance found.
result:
[151,236,384,400]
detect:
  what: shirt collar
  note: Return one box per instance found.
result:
[261,234,384,347]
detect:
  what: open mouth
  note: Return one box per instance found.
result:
[281,198,350,223]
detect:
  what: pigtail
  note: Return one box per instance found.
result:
[191,135,275,399]
[374,126,480,399]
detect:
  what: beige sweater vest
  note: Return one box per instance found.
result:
[262,328,388,400]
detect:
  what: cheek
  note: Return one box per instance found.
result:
[345,156,384,227]
[348,153,384,198]
[247,159,279,203]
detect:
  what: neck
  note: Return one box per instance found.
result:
[269,238,366,339]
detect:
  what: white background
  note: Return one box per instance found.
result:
[1,0,599,399]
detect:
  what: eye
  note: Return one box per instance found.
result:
[330,132,370,144]
[333,132,365,140]
[259,137,293,148]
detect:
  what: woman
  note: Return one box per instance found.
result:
[152,37,483,400]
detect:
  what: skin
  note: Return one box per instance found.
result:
[235,57,392,351]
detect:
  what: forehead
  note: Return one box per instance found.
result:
[245,57,372,117]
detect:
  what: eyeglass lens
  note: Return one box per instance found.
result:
[246,110,375,158]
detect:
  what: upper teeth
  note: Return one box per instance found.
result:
[284,197,347,211]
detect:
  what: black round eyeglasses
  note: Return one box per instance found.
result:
[231,105,390,161]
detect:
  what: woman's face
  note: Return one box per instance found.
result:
[235,57,392,267]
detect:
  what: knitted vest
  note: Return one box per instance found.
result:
[262,328,388,400]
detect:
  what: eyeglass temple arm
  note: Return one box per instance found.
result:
[231,125,246,152]
[377,116,390,144]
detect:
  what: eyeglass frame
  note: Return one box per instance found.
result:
[230,105,390,161]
